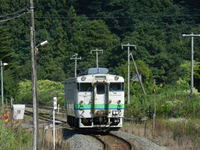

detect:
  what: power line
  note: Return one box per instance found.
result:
[0,8,28,18]
[0,11,28,23]
[32,14,200,19]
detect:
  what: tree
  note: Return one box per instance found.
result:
[116,60,154,96]
[0,25,19,99]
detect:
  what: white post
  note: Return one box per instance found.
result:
[53,97,57,150]
[10,97,14,106]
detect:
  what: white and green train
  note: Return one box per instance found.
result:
[64,68,125,130]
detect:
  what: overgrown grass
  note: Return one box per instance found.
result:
[0,121,32,150]
[125,84,200,119]
[123,119,200,150]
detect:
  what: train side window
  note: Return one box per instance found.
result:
[110,83,124,91]
[78,83,92,92]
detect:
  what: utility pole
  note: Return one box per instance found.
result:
[182,33,200,96]
[30,0,38,150]
[121,43,137,104]
[90,49,103,70]
[1,61,4,107]
[70,53,81,78]
[1,61,8,108]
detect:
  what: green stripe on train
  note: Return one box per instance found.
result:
[74,104,125,109]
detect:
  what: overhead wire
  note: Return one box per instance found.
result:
[32,14,200,19]
[0,7,29,23]
[0,8,28,18]
[0,11,29,23]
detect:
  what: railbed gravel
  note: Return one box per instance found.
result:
[111,130,167,150]
[63,129,103,150]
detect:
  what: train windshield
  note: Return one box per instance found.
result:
[78,83,92,92]
[96,83,105,94]
[110,83,124,91]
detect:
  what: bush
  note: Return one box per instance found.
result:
[125,83,200,119]
[16,80,64,106]
[0,121,32,150]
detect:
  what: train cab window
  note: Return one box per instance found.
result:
[97,83,105,94]
[110,83,124,91]
[78,83,92,92]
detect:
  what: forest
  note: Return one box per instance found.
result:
[1,0,200,112]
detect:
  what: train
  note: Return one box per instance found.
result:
[64,67,125,130]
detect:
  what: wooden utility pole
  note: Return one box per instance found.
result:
[30,0,39,150]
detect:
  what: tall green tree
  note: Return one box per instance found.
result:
[0,25,19,99]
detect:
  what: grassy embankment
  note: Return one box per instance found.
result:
[0,120,32,150]
[124,85,200,149]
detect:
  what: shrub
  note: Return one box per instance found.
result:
[0,121,32,150]
[16,80,64,106]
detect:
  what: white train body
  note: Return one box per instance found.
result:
[64,68,125,129]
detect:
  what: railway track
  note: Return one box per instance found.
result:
[25,108,135,150]
[24,106,164,150]
[92,133,134,150]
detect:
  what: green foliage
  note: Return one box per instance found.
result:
[0,25,19,99]
[125,82,200,119]
[116,60,154,96]
[16,80,64,106]
[0,121,32,150]
[1,0,200,119]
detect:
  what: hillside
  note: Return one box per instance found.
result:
[0,0,200,99]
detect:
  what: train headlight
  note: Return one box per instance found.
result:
[117,100,121,104]
[117,100,122,110]
[79,100,84,110]
[81,76,86,81]
[114,76,119,81]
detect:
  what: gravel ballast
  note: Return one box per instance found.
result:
[62,129,103,150]
[111,131,168,150]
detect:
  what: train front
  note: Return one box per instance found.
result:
[76,68,125,129]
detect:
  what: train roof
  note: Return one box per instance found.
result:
[82,68,109,75]
[65,68,124,83]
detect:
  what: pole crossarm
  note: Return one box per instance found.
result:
[90,49,104,53]
[90,49,103,69]
[121,43,137,49]
[182,33,200,96]
[182,33,200,37]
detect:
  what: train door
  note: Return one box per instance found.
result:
[94,83,108,114]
